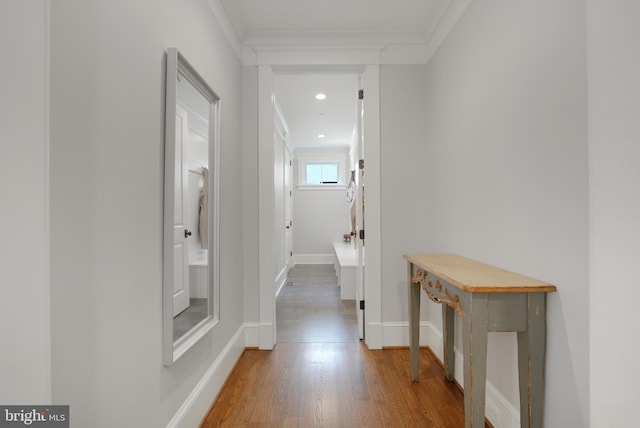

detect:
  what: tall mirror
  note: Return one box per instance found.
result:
[163,48,219,366]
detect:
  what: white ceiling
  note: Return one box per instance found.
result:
[274,73,358,150]
[213,0,462,150]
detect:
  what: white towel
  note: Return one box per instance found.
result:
[199,167,209,249]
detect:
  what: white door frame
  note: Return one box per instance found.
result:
[283,143,293,269]
[257,64,382,350]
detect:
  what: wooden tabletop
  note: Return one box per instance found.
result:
[404,254,556,293]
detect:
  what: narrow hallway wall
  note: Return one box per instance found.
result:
[49,0,244,426]
[380,1,589,426]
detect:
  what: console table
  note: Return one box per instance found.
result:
[404,254,556,428]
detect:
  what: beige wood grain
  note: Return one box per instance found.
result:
[404,254,556,293]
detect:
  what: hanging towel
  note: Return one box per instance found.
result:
[199,167,209,249]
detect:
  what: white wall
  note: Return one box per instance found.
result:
[49,0,244,426]
[380,1,589,426]
[292,150,351,257]
[0,0,51,405]
[588,2,640,426]
[380,65,430,327]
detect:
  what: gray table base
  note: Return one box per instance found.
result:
[408,262,548,428]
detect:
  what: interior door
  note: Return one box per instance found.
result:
[355,82,365,339]
[173,104,190,316]
[284,145,293,267]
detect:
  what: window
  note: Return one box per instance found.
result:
[295,149,348,190]
[305,162,339,184]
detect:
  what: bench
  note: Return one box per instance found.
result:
[332,242,359,300]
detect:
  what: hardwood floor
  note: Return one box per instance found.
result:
[201,265,486,427]
[201,344,474,427]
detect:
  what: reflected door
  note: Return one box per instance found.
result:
[284,145,293,266]
[173,104,190,316]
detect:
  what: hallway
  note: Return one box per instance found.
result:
[201,264,481,427]
[276,264,358,343]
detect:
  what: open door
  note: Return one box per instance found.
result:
[173,104,190,316]
[355,82,365,340]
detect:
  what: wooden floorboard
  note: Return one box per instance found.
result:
[201,343,488,428]
[201,266,488,427]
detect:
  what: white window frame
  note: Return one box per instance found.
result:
[296,149,348,190]
[303,161,341,185]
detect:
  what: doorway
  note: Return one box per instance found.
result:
[273,71,359,344]
[257,65,381,350]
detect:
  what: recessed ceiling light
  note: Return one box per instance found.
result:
[315,93,326,100]
[318,134,326,138]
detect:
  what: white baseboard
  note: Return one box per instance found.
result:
[381,321,520,428]
[365,322,383,349]
[258,322,275,350]
[486,381,521,428]
[292,253,333,265]
[166,324,245,428]
[166,320,519,428]
[244,322,260,348]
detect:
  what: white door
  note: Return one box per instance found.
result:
[284,145,293,266]
[173,104,190,316]
[355,83,365,339]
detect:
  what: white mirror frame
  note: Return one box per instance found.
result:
[163,47,220,366]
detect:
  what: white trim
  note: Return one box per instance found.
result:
[257,64,381,354]
[204,0,243,60]
[245,47,383,67]
[486,382,521,428]
[274,100,290,141]
[166,325,245,428]
[245,30,426,49]
[296,184,347,191]
[275,265,288,297]
[292,253,334,265]
[206,0,471,66]
[423,0,474,63]
[366,322,383,349]
[362,65,382,350]
[258,66,276,351]
[259,322,275,350]
[244,322,260,348]
[295,147,350,186]
[381,321,520,428]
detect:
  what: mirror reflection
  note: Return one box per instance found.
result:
[163,48,219,365]
[172,72,211,342]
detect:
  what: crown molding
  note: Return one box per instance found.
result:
[244,29,427,49]
[205,0,244,60]
[422,0,473,63]
[207,0,473,66]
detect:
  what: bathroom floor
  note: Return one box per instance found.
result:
[173,298,207,341]
[276,264,358,343]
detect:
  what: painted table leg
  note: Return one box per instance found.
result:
[442,304,455,381]
[462,293,489,428]
[409,262,421,383]
[517,293,547,428]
